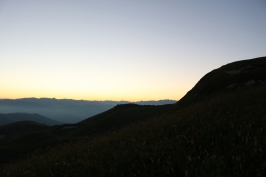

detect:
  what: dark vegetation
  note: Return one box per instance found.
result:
[0,104,173,166]
[0,56,265,176]
[73,104,172,136]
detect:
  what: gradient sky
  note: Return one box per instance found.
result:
[0,0,265,101]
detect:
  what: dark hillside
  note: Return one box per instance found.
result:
[0,104,172,165]
[0,121,48,141]
[0,84,265,176]
[65,104,173,136]
[0,113,61,126]
[0,132,76,166]
[0,57,265,176]
[176,56,266,108]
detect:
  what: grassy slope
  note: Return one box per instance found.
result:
[1,85,265,176]
[0,121,48,140]
[0,121,76,165]
[0,104,172,166]
[48,104,172,137]
[70,104,173,136]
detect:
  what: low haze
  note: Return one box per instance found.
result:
[1,0,265,101]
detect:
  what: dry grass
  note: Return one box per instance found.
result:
[1,85,265,177]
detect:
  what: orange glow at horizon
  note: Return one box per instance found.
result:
[0,87,185,102]
[1,1,263,102]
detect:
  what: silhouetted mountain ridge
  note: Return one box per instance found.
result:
[0,113,61,126]
[176,56,266,108]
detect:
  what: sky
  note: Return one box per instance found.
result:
[0,0,265,101]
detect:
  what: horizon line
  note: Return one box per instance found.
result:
[0,97,178,102]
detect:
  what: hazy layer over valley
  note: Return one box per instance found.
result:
[0,98,176,124]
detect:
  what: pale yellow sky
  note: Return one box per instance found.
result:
[0,1,265,101]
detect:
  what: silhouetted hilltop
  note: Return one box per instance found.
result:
[70,103,172,136]
[176,56,266,108]
[0,113,61,126]
[114,103,159,109]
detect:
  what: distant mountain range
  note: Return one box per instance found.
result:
[0,99,176,123]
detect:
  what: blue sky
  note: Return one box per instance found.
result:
[0,0,265,101]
